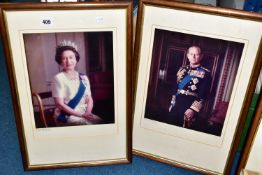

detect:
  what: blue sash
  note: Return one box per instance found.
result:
[57,75,86,123]
[178,67,205,91]
[178,74,195,90]
[169,67,205,111]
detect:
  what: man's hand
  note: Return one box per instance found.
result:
[184,109,194,120]
[184,109,195,128]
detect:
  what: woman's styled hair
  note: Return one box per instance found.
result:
[55,41,80,64]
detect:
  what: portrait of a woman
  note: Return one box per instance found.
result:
[52,40,102,126]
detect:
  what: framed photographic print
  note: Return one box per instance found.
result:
[133,0,262,174]
[0,1,132,170]
[237,94,262,174]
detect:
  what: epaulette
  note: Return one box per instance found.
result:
[200,66,210,72]
[177,65,187,72]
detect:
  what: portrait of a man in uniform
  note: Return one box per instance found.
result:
[144,29,244,136]
[167,46,211,129]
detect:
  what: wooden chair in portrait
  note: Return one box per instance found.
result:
[32,91,56,128]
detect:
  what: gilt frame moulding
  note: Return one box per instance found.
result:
[132,0,262,174]
[0,1,133,170]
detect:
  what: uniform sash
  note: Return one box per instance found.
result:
[178,67,205,90]
[170,71,196,111]
[178,74,194,90]
[57,75,86,123]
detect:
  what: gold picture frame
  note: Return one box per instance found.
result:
[133,0,262,174]
[0,1,132,170]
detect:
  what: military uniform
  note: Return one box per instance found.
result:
[168,65,211,128]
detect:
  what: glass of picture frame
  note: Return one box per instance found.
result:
[132,0,262,174]
[0,1,133,170]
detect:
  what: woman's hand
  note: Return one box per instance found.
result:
[82,112,95,121]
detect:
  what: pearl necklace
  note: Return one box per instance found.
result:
[63,71,78,81]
